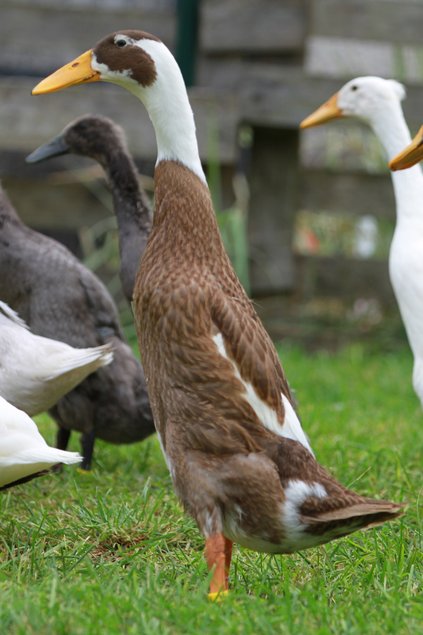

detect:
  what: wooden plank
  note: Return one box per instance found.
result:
[197,63,423,130]
[310,0,423,45]
[245,74,423,131]
[196,63,346,125]
[300,169,395,220]
[6,1,175,9]
[248,128,299,295]
[305,37,423,83]
[0,3,176,74]
[295,254,397,309]
[200,0,306,54]
[242,74,349,128]
[0,78,239,163]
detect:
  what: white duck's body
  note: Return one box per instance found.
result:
[0,301,113,415]
[0,396,81,489]
[302,76,423,407]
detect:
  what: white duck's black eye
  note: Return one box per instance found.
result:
[351,85,358,91]
[116,39,127,48]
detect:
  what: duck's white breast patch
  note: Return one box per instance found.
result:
[212,333,313,454]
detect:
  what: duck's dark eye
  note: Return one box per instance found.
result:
[351,85,358,91]
[116,39,127,48]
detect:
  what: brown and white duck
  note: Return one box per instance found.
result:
[33,32,403,598]
[26,114,152,304]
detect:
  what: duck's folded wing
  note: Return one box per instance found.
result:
[210,291,313,453]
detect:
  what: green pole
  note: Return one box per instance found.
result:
[175,0,199,87]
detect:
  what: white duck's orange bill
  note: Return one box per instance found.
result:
[32,50,99,95]
[300,93,343,129]
[389,125,423,171]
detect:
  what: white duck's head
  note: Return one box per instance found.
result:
[32,30,205,181]
[301,76,406,129]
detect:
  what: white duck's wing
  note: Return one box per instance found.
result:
[0,302,113,415]
[0,397,81,489]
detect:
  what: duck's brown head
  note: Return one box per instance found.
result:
[32,31,161,95]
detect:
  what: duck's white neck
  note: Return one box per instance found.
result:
[128,40,206,184]
[367,102,423,218]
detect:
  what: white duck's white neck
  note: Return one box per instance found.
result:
[128,40,206,184]
[367,102,423,218]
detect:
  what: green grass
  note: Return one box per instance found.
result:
[0,343,421,634]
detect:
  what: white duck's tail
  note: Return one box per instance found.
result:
[0,448,82,490]
[45,343,114,382]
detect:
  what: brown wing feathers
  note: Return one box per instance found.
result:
[211,291,292,416]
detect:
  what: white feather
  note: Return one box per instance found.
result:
[283,480,327,537]
[156,429,175,480]
[0,396,81,488]
[212,333,313,454]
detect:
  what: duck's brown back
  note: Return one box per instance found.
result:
[133,161,292,455]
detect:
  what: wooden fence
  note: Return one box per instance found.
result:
[1,0,423,335]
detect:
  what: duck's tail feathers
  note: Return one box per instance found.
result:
[0,449,81,490]
[34,448,82,466]
[0,301,29,330]
[302,499,405,536]
[45,343,114,382]
[2,448,82,467]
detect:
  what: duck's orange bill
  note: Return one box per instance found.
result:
[32,50,100,95]
[300,93,343,129]
[389,125,423,171]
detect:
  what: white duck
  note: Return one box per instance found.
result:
[301,76,423,409]
[0,396,81,490]
[0,301,113,415]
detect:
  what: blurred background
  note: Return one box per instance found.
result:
[1,0,422,349]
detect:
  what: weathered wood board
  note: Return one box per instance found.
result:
[248,128,299,294]
[0,0,176,74]
[295,253,397,309]
[310,0,423,45]
[300,169,395,220]
[200,0,306,55]
[306,37,423,83]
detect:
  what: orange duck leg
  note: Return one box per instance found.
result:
[205,534,233,600]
